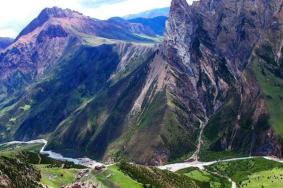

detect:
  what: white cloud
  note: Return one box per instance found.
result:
[81,0,171,19]
[0,28,18,38]
[0,0,195,38]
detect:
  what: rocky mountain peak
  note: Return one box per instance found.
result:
[168,0,191,25]
[16,7,83,40]
[40,7,83,18]
[170,0,189,10]
[1,0,282,166]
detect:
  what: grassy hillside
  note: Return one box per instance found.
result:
[94,164,143,188]
[0,142,43,157]
[0,142,205,188]
[0,156,43,188]
[0,142,86,188]
[118,162,205,188]
[2,142,283,188]
[36,165,79,188]
[177,167,231,188]
[251,42,283,135]
[239,168,283,188]
[206,157,283,187]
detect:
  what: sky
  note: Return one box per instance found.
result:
[0,0,193,38]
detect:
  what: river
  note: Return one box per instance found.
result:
[2,139,283,188]
[0,139,104,168]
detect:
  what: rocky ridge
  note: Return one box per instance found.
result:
[0,0,283,165]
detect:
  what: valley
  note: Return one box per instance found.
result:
[0,0,283,187]
[2,139,283,188]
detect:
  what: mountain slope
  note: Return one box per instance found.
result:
[124,7,170,19]
[0,7,162,159]
[0,37,13,50]
[0,0,283,166]
[162,0,283,160]
[0,156,42,188]
[108,16,167,37]
[0,7,161,103]
[128,16,167,36]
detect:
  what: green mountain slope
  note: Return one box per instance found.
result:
[0,156,43,188]
[0,0,283,166]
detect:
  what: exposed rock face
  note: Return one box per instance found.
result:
[161,0,283,160]
[1,0,283,166]
[36,25,68,43]
[16,7,84,40]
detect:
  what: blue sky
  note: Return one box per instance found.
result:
[0,0,193,38]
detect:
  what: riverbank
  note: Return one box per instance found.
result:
[0,139,104,169]
[2,139,283,188]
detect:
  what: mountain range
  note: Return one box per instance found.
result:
[0,37,13,50]
[0,0,282,167]
[124,7,170,19]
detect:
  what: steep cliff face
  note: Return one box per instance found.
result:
[0,0,283,166]
[32,0,283,163]
[161,0,283,160]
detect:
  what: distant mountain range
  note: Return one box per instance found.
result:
[0,0,283,167]
[0,37,13,50]
[124,7,169,19]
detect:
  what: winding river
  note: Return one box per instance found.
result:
[2,139,283,188]
[0,139,104,168]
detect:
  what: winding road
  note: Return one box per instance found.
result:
[2,139,283,188]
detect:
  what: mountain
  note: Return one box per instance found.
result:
[162,0,283,161]
[0,37,13,50]
[0,7,163,163]
[108,16,167,36]
[0,7,162,102]
[124,7,170,19]
[128,16,167,36]
[0,0,283,167]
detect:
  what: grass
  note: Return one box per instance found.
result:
[118,162,204,188]
[239,168,283,188]
[0,141,87,188]
[0,156,42,188]
[251,48,283,135]
[0,142,84,170]
[37,164,79,188]
[135,34,164,43]
[177,167,231,188]
[199,149,247,162]
[138,91,166,129]
[94,164,143,188]
[200,91,247,161]
[0,142,44,157]
[206,157,283,186]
